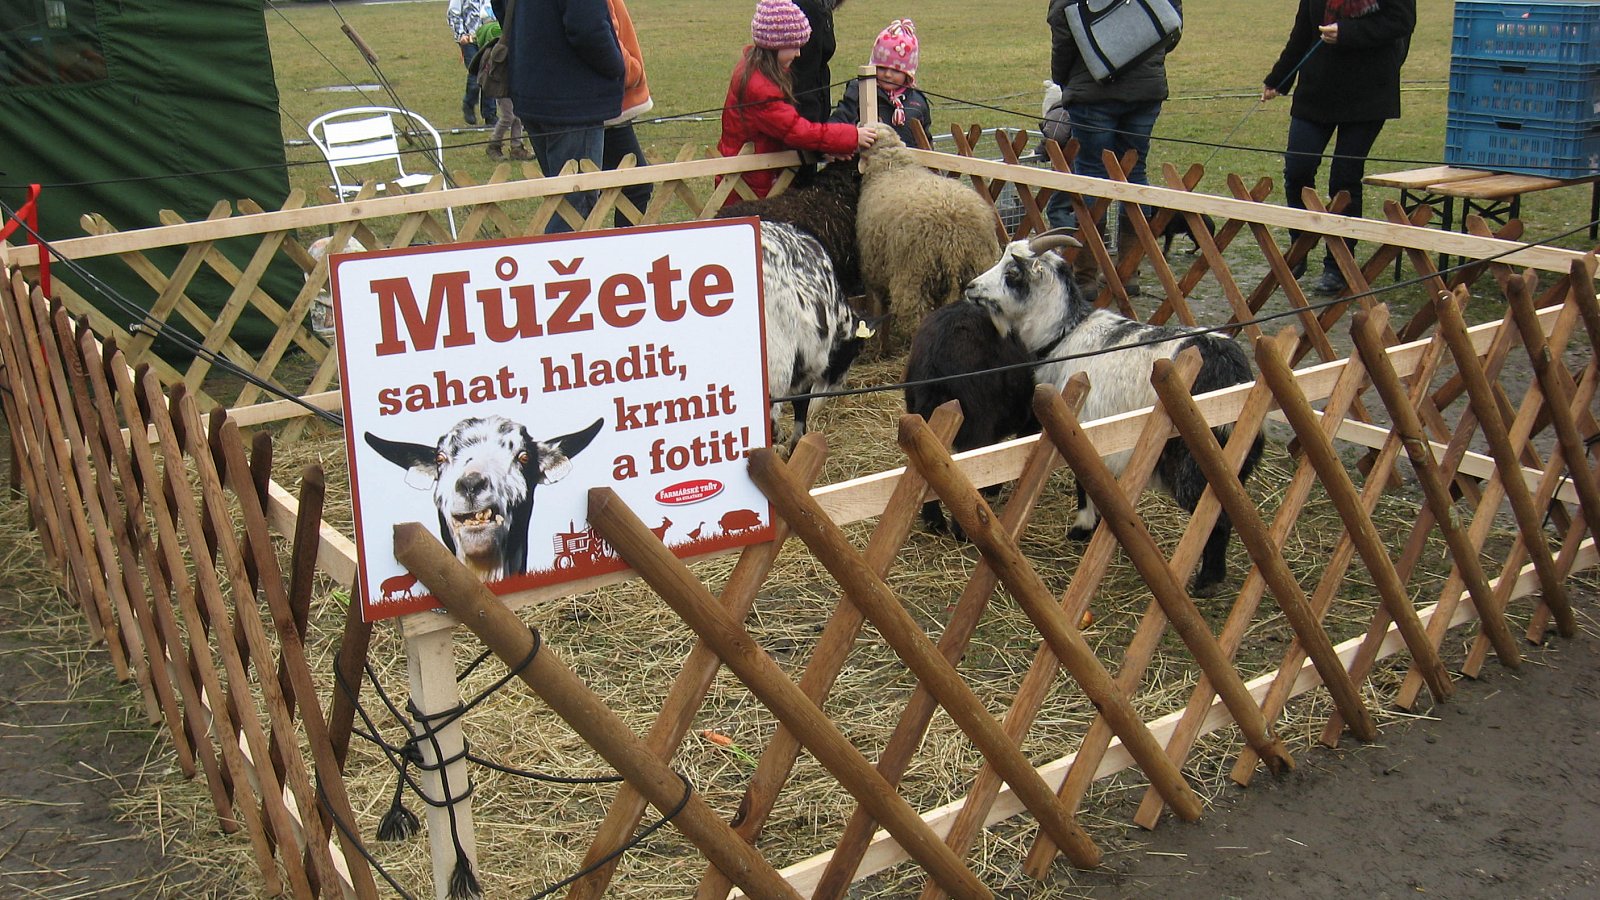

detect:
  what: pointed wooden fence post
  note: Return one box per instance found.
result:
[744,446,1105,874]
[585,487,996,899]
[573,433,829,900]
[1431,289,1575,637]
[1027,386,1296,774]
[1150,353,1379,742]
[1349,306,1524,669]
[896,406,1209,816]
[1253,335,1457,702]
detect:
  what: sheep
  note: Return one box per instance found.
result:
[716,159,864,295]
[856,123,1001,350]
[965,229,1263,597]
[761,220,880,454]
[904,300,1038,537]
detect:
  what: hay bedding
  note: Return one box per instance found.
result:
[148,340,1509,900]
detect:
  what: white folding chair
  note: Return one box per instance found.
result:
[307,106,457,238]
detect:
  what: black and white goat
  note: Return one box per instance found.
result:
[365,415,603,582]
[965,230,1262,597]
[762,220,879,454]
[904,301,1038,536]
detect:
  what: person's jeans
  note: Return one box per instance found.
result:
[1043,99,1163,242]
[1284,116,1385,272]
[603,122,653,228]
[525,121,606,233]
[491,98,523,145]
[457,43,495,123]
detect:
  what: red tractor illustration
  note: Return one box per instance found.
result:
[552,521,615,570]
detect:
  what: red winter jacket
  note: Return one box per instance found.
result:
[717,54,859,202]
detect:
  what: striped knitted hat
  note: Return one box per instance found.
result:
[870,19,919,78]
[751,0,812,50]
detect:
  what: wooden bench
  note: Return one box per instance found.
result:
[1365,165,1600,275]
[1365,165,1600,240]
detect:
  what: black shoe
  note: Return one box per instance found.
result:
[1312,269,1347,296]
[463,103,477,126]
[1288,258,1307,279]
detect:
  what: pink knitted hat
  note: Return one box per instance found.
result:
[751,0,812,50]
[870,18,919,78]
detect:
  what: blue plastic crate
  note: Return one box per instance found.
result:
[1445,111,1600,178]
[1453,0,1600,64]
[1448,57,1600,122]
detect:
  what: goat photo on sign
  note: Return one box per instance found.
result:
[364,415,604,583]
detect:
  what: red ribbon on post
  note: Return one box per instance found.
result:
[0,184,50,298]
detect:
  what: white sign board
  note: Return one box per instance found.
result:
[332,220,773,621]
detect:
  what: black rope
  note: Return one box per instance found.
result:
[523,772,692,900]
[0,75,1467,192]
[315,769,693,900]
[317,778,423,900]
[329,626,694,899]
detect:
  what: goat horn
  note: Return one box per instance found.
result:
[1027,227,1083,256]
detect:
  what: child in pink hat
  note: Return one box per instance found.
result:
[717,0,877,203]
[829,18,932,146]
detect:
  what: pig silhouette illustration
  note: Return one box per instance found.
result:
[718,509,762,535]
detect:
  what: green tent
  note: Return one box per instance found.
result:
[0,0,295,353]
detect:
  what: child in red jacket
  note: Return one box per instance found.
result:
[717,0,876,203]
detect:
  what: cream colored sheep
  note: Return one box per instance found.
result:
[855,123,1001,349]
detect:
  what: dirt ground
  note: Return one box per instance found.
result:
[1056,599,1600,899]
[0,612,198,897]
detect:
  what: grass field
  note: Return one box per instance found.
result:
[267,1,1595,250]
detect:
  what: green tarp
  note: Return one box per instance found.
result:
[1,0,295,353]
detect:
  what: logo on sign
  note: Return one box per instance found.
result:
[656,478,724,505]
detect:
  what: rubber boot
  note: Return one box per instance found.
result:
[1072,244,1104,303]
[1114,245,1144,298]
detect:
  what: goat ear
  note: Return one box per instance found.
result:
[535,417,605,485]
[855,313,890,339]
[364,432,440,489]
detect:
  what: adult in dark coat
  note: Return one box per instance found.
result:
[1043,0,1181,293]
[492,0,624,233]
[792,0,845,123]
[1263,0,1416,294]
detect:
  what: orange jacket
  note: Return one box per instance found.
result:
[606,0,652,124]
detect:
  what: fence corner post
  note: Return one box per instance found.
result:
[405,623,479,900]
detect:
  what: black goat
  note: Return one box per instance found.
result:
[717,160,863,295]
[904,301,1039,537]
[1159,210,1217,256]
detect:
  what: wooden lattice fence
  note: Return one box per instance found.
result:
[1,128,1598,898]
